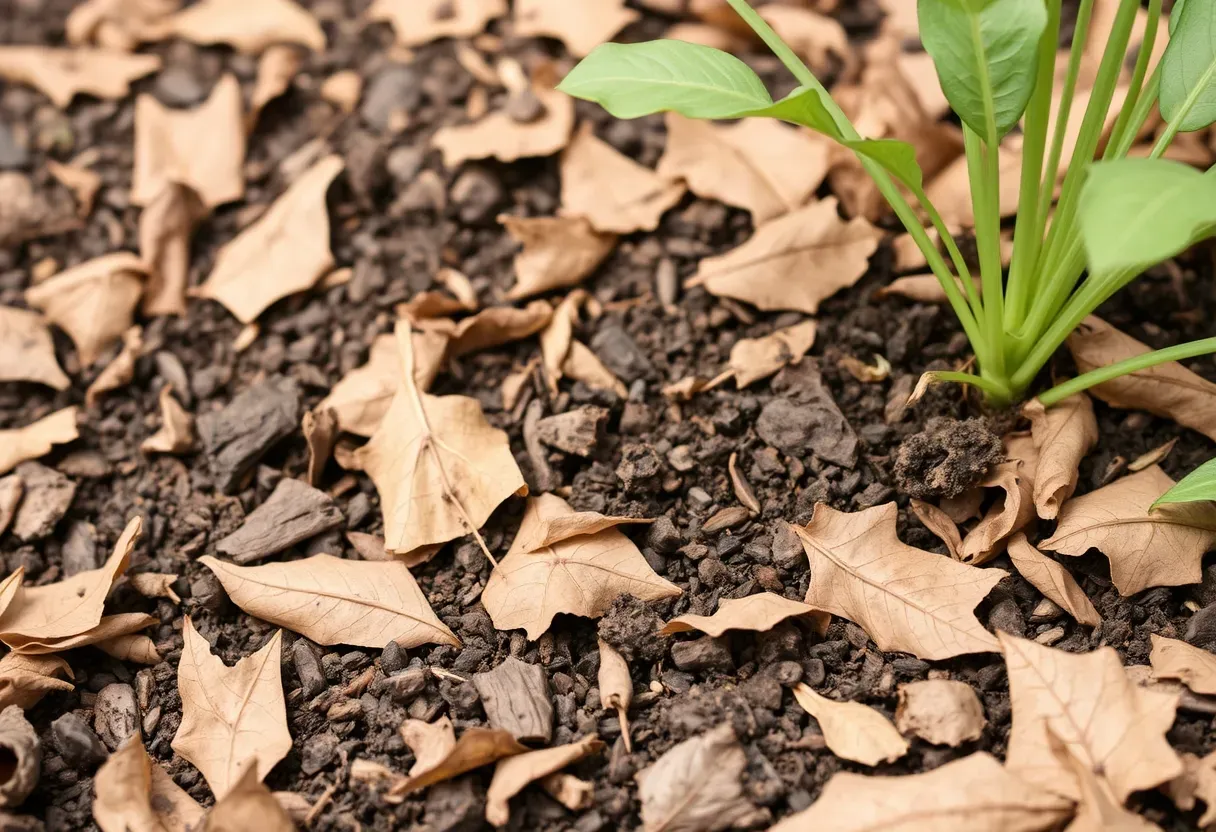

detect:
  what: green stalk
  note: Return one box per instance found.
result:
[1151,61,1216,156]
[1110,66,1162,157]
[1103,0,1162,161]
[964,126,1006,377]
[918,371,1014,405]
[1039,337,1216,405]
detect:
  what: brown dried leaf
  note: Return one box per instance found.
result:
[167,0,324,53]
[486,735,604,826]
[86,325,143,408]
[303,407,338,486]
[910,498,962,559]
[400,716,457,777]
[510,494,649,552]
[1,409,77,478]
[1002,632,1182,803]
[65,0,176,51]
[1007,534,1101,628]
[0,46,160,107]
[759,5,851,76]
[795,504,1003,660]
[959,432,1038,565]
[793,682,909,766]
[500,214,617,300]
[433,83,574,167]
[1049,727,1163,831]
[1167,752,1216,828]
[141,385,196,455]
[659,592,827,637]
[248,46,301,131]
[540,773,593,812]
[25,252,145,366]
[129,573,181,604]
[367,0,507,48]
[1041,466,1216,595]
[173,618,291,800]
[0,477,19,538]
[97,633,162,664]
[319,70,361,112]
[514,0,638,56]
[204,765,295,832]
[560,125,684,234]
[1024,394,1099,520]
[635,724,756,832]
[597,638,633,752]
[386,726,527,801]
[0,305,69,390]
[12,612,154,656]
[564,340,627,396]
[659,114,829,223]
[413,302,552,358]
[686,198,880,314]
[1150,634,1216,696]
[728,320,817,388]
[0,653,73,711]
[1068,316,1216,441]
[132,74,245,210]
[894,679,986,747]
[139,183,205,317]
[94,734,204,832]
[47,159,102,218]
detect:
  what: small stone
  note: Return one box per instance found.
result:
[301,731,338,775]
[1029,598,1063,623]
[702,506,750,533]
[646,516,682,553]
[425,776,485,832]
[504,88,545,123]
[361,65,421,131]
[686,487,713,510]
[215,478,344,564]
[60,521,97,576]
[293,641,326,700]
[670,636,734,672]
[197,376,301,494]
[0,122,28,169]
[93,684,138,751]
[154,65,207,106]
[756,397,857,469]
[536,407,607,457]
[590,325,652,382]
[380,641,407,674]
[987,597,1025,638]
[386,146,425,184]
[1035,626,1066,646]
[765,660,803,686]
[616,444,663,490]
[0,475,21,536]
[449,167,502,225]
[655,258,678,307]
[327,698,363,722]
[666,445,695,472]
[50,713,107,769]
[381,667,429,703]
[697,558,729,587]
[11,462,76,542]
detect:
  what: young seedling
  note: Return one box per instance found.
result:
[558,0,1216,408]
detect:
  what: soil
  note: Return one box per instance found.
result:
[2,1,1216,831]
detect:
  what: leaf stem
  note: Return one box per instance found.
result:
[1039,337,1216,406]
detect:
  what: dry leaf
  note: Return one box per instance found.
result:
[196,154,342,323]
[1048,727,1163,832]
[97,633,162,664]
[85,325,143,408]
[129,573,181,604]
[204,765,295,832]
[486,735,604,825]
[1024,394,1099,520]
[0,653,73,711]
[47,159,102,218]
[132,74,245,210]
[540,773,592,811]
[792,683,909,766]
[1007,534,1101,628]
[760,5,850,76]
[142,385,196,455]
[248,46,301,131]
[303,407,337,486]
[729,320,817,388]
[0,46,160,107]
[509,495,649,552]
[0,305,70,390]
[1068,317,1216,442]
[659,593,828,637]
[483,494,680,639]
[422,302,553,358]
[356,322,526,555]
[201,554,459,649]
[433,82,574,167]
[635,724,756,832]
[94,734,205,832]
[400,716,457,777]
[795,504,1004,660]
[538,291,627,397]
[25,252,145,366]
[0,406,77,476]
[499,214,616,301]
[514,0,638,57]
[320,70,361,112]
[14,612,156,655]
[173,618,290,800]
[597,638,633,753]
[769,751,1071,832]
[1150,634,1216,696]
[910,498,963,559]
[367,0,507,47]
[895,679,986,747]
[959,432,1038,565]
[1001,632,1182,803]
[686,198,880,314]
[1040,466,1216,595]
[139,182,205,317]
[560,125,685,234]
[564,339,627,396]
[65,0,176,50]
[167,0,324,53]
[659,114,829,223]
[1129,439,1178,472]
[1167,752,1216,829]
[386,726,527,801]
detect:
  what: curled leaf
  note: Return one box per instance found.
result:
[792,683,908,766]
[514,0,638,57]
[635,724,756,832]
[432,82,574,167]
[25,253,145,366]
[0,306,69,390]
[94,735,205,832]
[0,407,79,476]
[0,46,160,107]
[386,726,526,801]
[1023,394,1099,520]
[85,326,143,408]
[659,592,827,637]
[0,653,73,711]
[486,735,604,826]
[1150,634,1216,696]
[1006,534,1101,628]
[729,320,817,388]
[141,385,196,455]
[597,638,633,752]
[139,182,205,317]
[167,0,324,53]
[500,214,617,300]
[367,0,507,48]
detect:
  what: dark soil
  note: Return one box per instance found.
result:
[3,1,1216,830]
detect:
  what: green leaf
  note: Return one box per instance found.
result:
[1155,458,1216,508]
[557,40,773,119]
[1161,0,1216,131]
[1170,0,1189,36]
[1079,158,1216,275]
[917,0,1048,141]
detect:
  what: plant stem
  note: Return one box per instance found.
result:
[964,126,1006,376]
[916,371,1014,406]
[1104,0,1162,161]
[1039,337,1216,405]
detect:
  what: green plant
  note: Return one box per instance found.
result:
[1155,457,1216,507]
[557,0,1216,408]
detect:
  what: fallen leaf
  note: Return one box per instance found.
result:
[432,82,574,167]
[132,74,245,210]
[0,706,42,808]
[792,682,909,766]
[597,638,633,753]
[659,114,830,223]
[482,494,680,639]
[173,618,291,800]
[895,679,986,747]
[659,592,828,637]
[129,573,182,604]
[47,159,102,218]
[686,198,880,314]
[1024,394,1099,520]
[759,4,851,76]
[367,0,507,47]
[166,0,324,53]
[795,504,1004,660]
[400,716,457,777]
[415,301,552,358]
[1167,752,1216,829]
[65,0,176,50]
[386,726,527,801]
[1129,438,1178,473]
[877,0,918,38]
[195,154,343,323]
[319,69,361,112]
[1007,534,1101,628]
[910,498,963,559]
[514,0,638,56]
[303,407,338,486]
[138,182,206,317]
[97,633,162,664]
[141,384,196,455]
[729,320,817,388]
[769,751,1072,832]
[1150,634,1216,696]
[1067,317,1216,442]
[959,433,1038,565]
[559,124,685,234]
[200,554,459,649]
[94,734,205,832]
[204,765,295,832]
[0,171,82,246]
[875,273,959,303]
[13,612,156,655]
[540,773,593,812]
[85,326,143,408]
[538,291,627,397]
[1040,466,1216,595]
[486,735,604,825]
[564,340,627,396]
[1049,726,1164,831]
[25,252,146,366]
[0,306,70,390]
[1001,632,1182,803]
[635,724,756,832]
[355,322,526,556]
[509,494,649,552]
[0,653,73,711]
[0,46,160,107]
[248,45,301,131]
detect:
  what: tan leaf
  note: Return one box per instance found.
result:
[564,339,627,396]
[0,570,21,626]
[486,735,604,826]
[538,291,626,397]
[173,618,291,800]
[635,724,755,832]
[141,385,196,455]
[131,74,245,210]
[0,653,74,711]
[0,407,78,477]
[759,5,851,76]
[129,573,182,604]
[686,198,880,314]
[659,592,828,637]
[319,69,361,112]
[1024,394,1099,520]
[1167,752,1216,828]
[167,0,324,53]
[200,554,459,649]
[12,612,155,655]
[248,46,301,131]
[560,125,684,234]
[97,633,162,664]
[597,638,633,753]
[498,213,618,302]
[386,726,527,801]
[795,504,1003,660]
[877,0,918,38]
[1040,466,1216,595]
[139,182,205,317]
[1007,534,1101,628]
[47,159,102,218]
[482,494,680,639]
[355,322,526,555]
[416,301,552,358]
[86,325,143,408]
[910,498,963,559]
[1001,632,1182,803]
[302,407,337,486]
[25,252,145,366]
[0,305,70,390]
[1067,316,1216,442]
[514,0,638,56]
[367,0,507,48]
[1047,727,1164,831]
[540,773,593,812]
[509,493,649,552]
[768,751,1072,832]
[792,683,909,766]
[659,114,829,223]
[959,432,1038,565]
[204,765,295,832]
[1129,438,1178,472]
[0,46,160,108]
[1150,634,1216,696]
[433,83,574,167]
[728,320,817,388]
[894,679,986,747]
[400,716,457,777]
[94,734,205,832]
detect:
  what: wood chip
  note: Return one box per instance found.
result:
[214,478,344,564]
[472,657,554,745]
